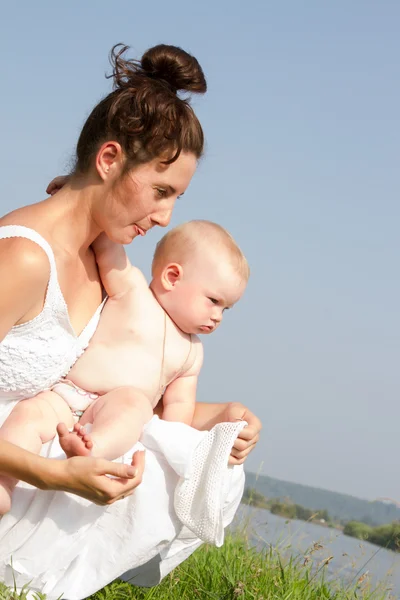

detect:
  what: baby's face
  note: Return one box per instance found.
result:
[167,253,247,335]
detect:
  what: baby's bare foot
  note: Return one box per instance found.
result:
[57,422,93,458]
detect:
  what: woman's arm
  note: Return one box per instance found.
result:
[155,399,262,466]
[0,439,144,504]
[192,401,262,465]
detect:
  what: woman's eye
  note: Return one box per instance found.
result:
[155,187,167,198]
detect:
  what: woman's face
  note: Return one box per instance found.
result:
[100,151,197,244]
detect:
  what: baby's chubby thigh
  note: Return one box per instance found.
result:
[75,387,153,459]
[79,386,154,427]
[36,390,76,434]
[12,389,75,445]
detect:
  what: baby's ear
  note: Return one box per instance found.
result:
[161,263,183,290]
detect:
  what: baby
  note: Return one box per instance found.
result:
[0,220,249,513]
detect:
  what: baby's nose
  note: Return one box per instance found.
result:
[212,310,223,323]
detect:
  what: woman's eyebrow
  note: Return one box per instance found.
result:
[167,185,185,196]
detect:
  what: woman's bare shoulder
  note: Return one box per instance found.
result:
[0,238,51,338]
[0,236,50,279]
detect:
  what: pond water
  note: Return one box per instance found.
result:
[232,505,400,598]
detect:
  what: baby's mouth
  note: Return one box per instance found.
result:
[199,325,214,332]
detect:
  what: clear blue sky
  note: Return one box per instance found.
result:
[1,1,399,501]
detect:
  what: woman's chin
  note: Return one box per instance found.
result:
[110,229,138,245]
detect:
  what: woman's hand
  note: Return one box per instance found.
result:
[0,440,145,505]
[180,400,262,466]
[45,451,145,505]
[222,402,262,465]
[46,175,70,196]
[55,451,145,504]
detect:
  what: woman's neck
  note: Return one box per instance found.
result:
[44,182,101,253]
[3,176,104,255]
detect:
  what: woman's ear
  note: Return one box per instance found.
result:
[161,263,183,291]
[96,141,123,181]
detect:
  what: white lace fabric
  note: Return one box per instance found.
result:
[174,420,247,546]
[0,225,102,400]
[0,225,246,600]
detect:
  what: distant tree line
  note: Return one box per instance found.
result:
[242,488,269,509]
[242,487,400,552]
[270,501,330,523]
[343,521,400,552]
[245,472,400,526]
[242,488,331,524]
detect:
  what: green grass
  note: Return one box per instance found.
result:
[0,529,394,600]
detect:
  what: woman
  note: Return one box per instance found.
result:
[0,43,261,599]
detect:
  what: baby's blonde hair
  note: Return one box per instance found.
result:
[152,220,250,281]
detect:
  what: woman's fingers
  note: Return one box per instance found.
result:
[230,439,258,458]
[97,456,138,479]
[95,450,146,480]
[228,425,260,465]
[60,451,145,505]
[229,439,258,463]
[224,403,262,465]
[228,437,258,465]
[235,426,259,444]
[224,402,262,435]
[98,451,146,504]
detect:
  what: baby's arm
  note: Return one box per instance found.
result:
[161,339,204,426]
[92,233,147,297]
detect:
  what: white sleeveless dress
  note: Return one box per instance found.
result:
[0,226,246,600]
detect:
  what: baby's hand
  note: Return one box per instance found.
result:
[46,175,70,196]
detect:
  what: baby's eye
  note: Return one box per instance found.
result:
[208,297,218,304]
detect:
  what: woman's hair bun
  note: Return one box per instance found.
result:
[141,44,207,94]
[76,43,206,173]
[111,43,206,95]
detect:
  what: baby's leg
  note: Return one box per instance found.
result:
[0,391,73,514]
[58,387,153,460]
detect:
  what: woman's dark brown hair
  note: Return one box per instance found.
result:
[75,43,207,173]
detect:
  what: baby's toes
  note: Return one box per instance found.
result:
[77,425,88,440]
[81,431,92,445]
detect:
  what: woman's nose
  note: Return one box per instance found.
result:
[151,208,173,228]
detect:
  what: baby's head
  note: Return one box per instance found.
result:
[150,220,249,335]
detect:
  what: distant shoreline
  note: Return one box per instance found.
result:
[245,471,400,526]
[242,485,400,552]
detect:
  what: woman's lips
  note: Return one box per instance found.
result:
[133,225,146,236]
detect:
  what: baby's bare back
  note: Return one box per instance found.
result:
[68,284,194,407]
